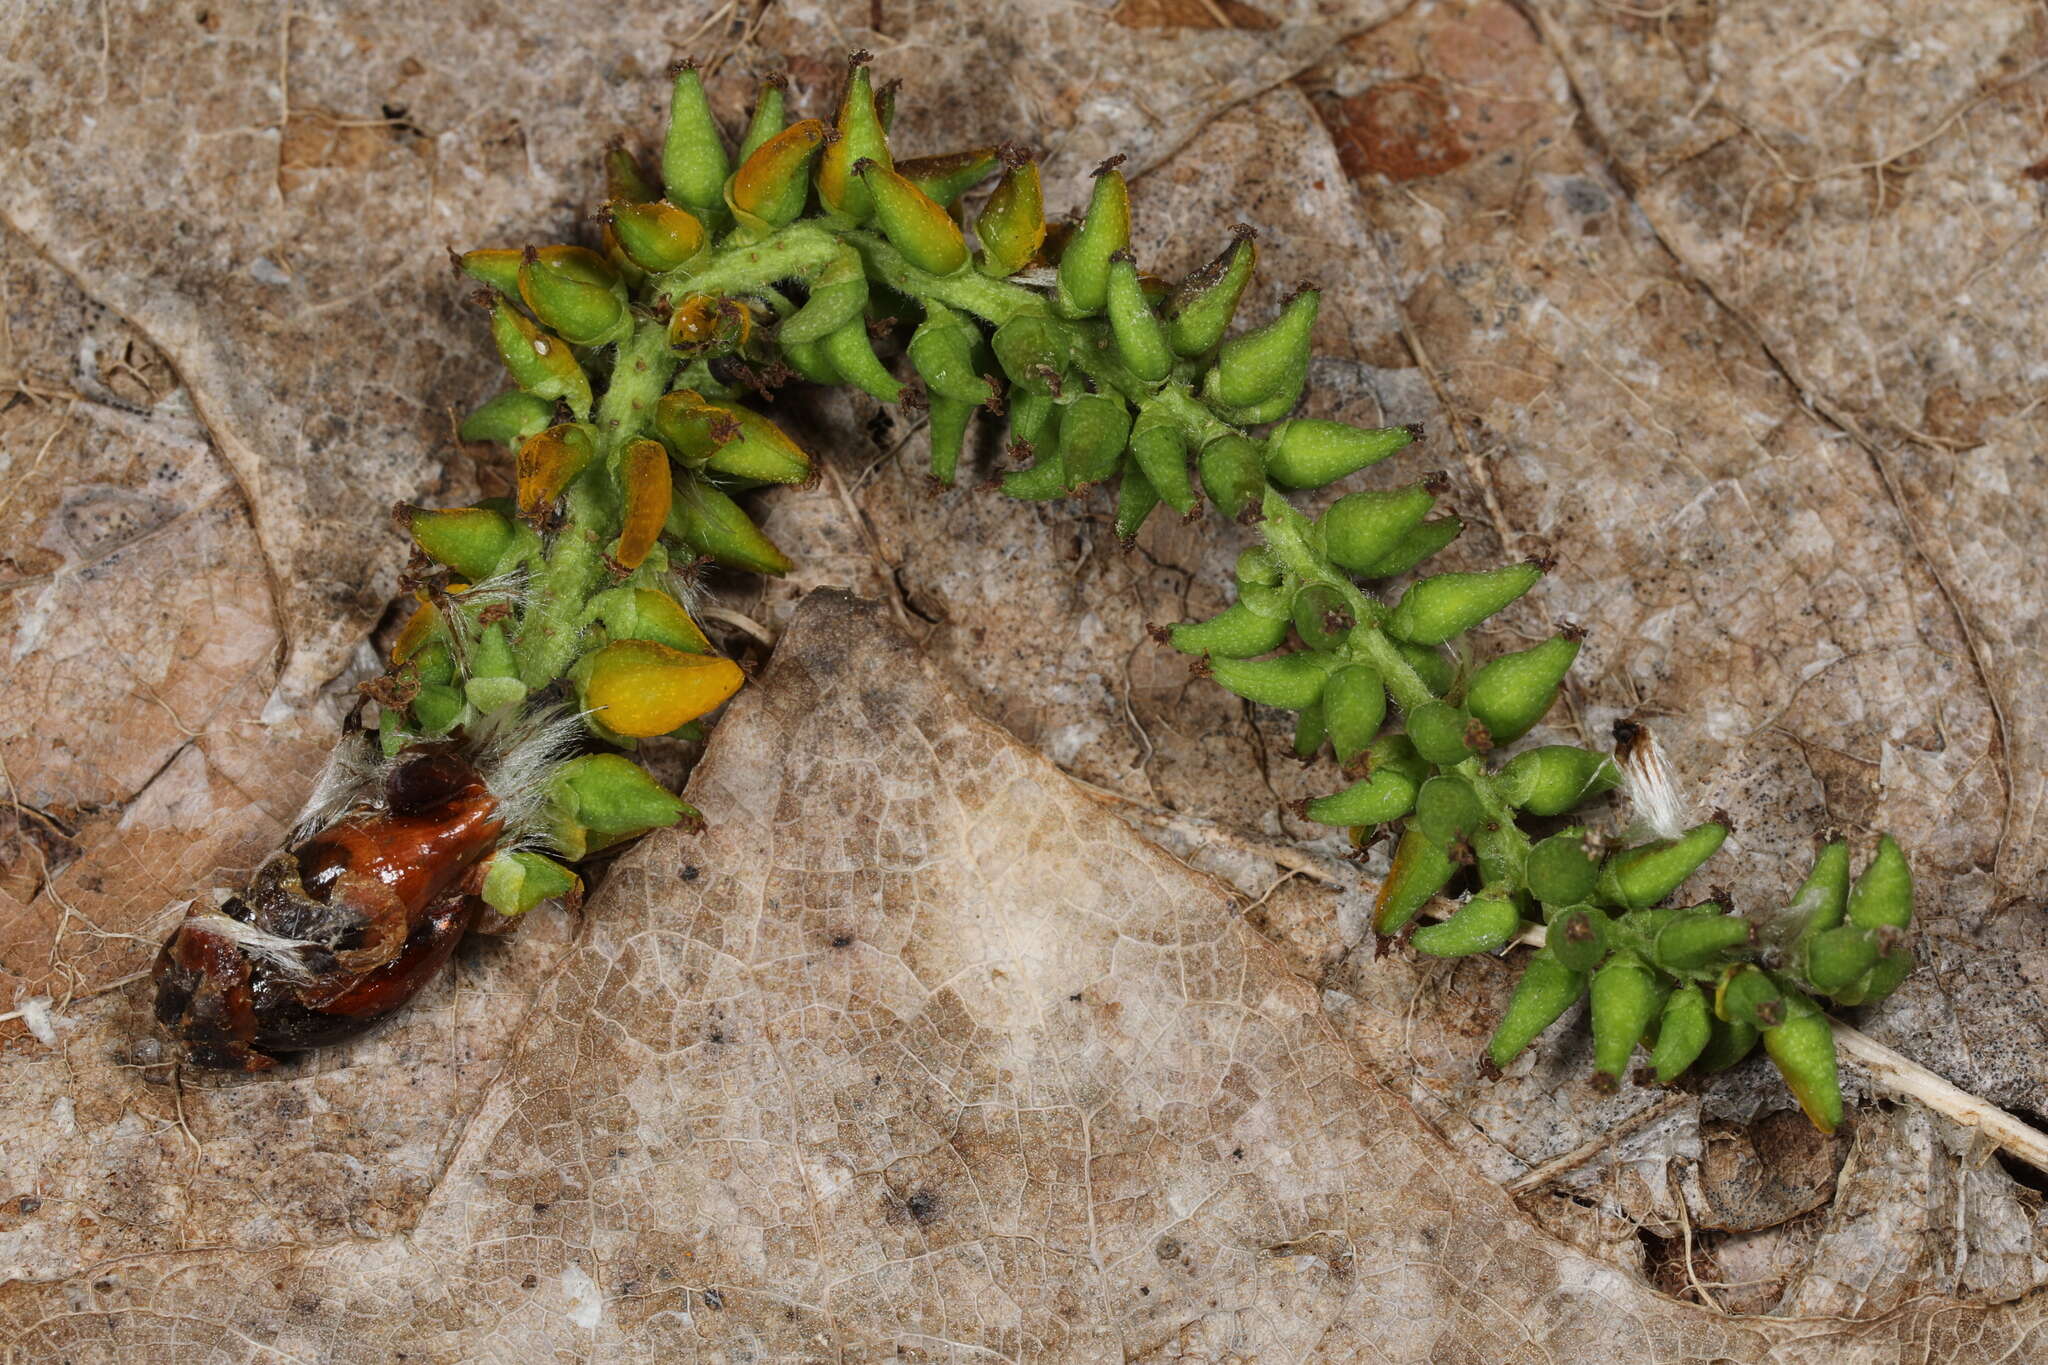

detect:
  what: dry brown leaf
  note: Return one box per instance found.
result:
[4,590,2043,1360]
[5,0,2048,1351]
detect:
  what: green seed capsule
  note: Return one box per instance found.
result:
[1373,826,1457,934]
[1849,947,1913,1005]
[991,315,1073,396]
[1128,411,1195,516]
[459,247,524,296]
[409,681,465,736]
[1206,651,1330,710]
[907,302,992,405]
[1198,434,1267,521]
[1169,602,1289,658]
[1008,392,1057,449]
[662,61,731,222]
[459,391,555,448]
[406,505,517,582]
[1596,823,1728,910]
[482,849,581,919]
[1368,733,1431,784]
[1487,948,1589,1069]
[1113,456,1161,542]
[1292,697,1326,761]
[1788,838,1852,955]
[1763,989,1842,1134]
[1405,700,1483,766]
[666,474,792,576]
[1714,964,1785,1031]
[778,246,871,346]
[517,246,627,347]
[550,753,695,858]
[1847,835,1912,931]
[1388,561,1545,646]
[608,199,708,273]
[975,159,1046,277]
[1695,1013,1760,1073]
[1055,161,1131,317]
[1357,516,1464,578]
[1651,985,1712,1083]
[726,119,828,233]
[1547,904,1610,973]
[1303,766,1419,828]
[482,295,592,418]
[1000,447,1068,500]
[925,396,974,486]
[860,160,969,274]
[737,76,788,162]
[1396,641,1457,696]
[816,57,892,223]
[820,319,905,403]
[1526,832,1598,907]
[1804,923,1882,995]
[1495,745,1621,816]
[779,335,844,385]
[1591,950,1667,1080]
[1058,394,1134,490]
[1651,909,1752,971]
[1413,888,1521,958]
[1165,226,1257,358]
[1288,584,1354,652]
[1415,774,1485,846]
[1236,546,1283,588]
[896,146,1000,207]
[1263,420,1418,491]
[1320,665,1387,768]
[1321,483,1437,575]
[1205,286,1319,410]
[1465,633,1581,745]
[1106,254,1174,383]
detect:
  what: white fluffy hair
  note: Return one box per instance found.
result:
[291,702,587,850]
[1617,720,1691,842]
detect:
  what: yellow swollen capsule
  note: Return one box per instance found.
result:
[859,159,969,275]
[580,639,744,737]
[727,118,829,233]
[975,157,1046,277]
[481,293,591,417]
[612,439,672,570]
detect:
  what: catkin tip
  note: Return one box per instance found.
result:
[669,57,700,78]
[762,71,790,91]
[1558,619,1587,642]
[847,48,874,67]
[1403,422,1426,440]
[997,141,1033,169]
[1230,222,1258,240]
[1091,153,1127,178]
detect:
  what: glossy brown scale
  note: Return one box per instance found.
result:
[151,746,505,1071]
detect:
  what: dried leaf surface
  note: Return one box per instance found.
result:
[3,590,2040,1361]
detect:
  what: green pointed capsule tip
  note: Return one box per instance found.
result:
[737,72,790,162]
[1166,223,1257,358]
[1054,154,1131,317]
[662,58,732,218]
